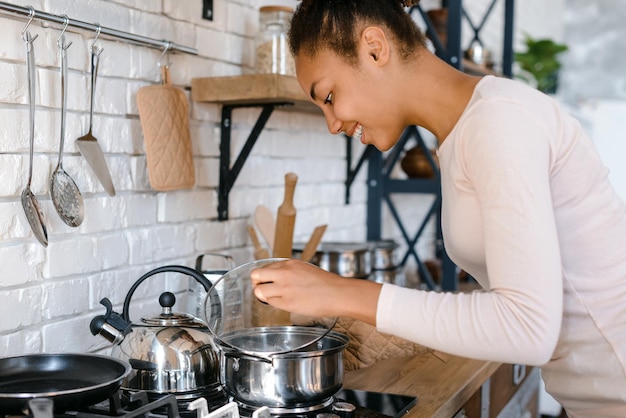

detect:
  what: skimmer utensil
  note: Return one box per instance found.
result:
[20,29,48,247]
[50,33,84,227]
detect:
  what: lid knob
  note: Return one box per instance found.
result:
[159,292,175,316]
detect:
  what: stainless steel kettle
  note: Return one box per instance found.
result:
[89,265,222,398]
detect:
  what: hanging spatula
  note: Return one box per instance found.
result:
[76,43,115,196]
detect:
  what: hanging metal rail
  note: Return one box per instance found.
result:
[0,2,197,55]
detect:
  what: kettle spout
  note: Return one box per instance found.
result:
[89,298,132,344]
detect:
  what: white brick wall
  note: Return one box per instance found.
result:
[0,0,560,356]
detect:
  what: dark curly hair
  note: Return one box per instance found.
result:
[288,0,426,65]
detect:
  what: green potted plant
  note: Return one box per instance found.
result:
[515,35,568,94]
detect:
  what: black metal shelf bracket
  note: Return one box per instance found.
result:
[218,102,292,220]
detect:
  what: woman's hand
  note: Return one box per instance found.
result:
[250,258,382,325]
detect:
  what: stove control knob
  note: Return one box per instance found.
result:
[332,402,356,418]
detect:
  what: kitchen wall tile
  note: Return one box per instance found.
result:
[0,243,45,287]
[128,8,176,44]
[41,313,98,353]
[95,40,133,79]
[90,76,130,116]
[195,219,229,251]
[0,155,26,196]
[0,19,30,61]
[0,109,28,152]
[164,0,228,31]
[128,155,151,191]
[190,122,220,157]
[226,2,255,37]
[0,287,43,333]
[82,114,133,154]
[119,194,159,227]
[89,269,129,311]
[0,61,25,104]
[194,158,219,188]
[0,202,38,241]
[97,234,131,269]
[190,101,222,124]
[126,224,195,265]
[195,26,245,65]
[0,330,42,357]
[157,190,213,223]
[42,236,97,277]
[42,277,89,319]
[71,197,122,233]
[43,0,132,32]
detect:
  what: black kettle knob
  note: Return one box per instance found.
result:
[89,298,132,344]
[159,292,176,316]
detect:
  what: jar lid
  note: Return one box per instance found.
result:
[259,5,294,13]
[204,258,337,356]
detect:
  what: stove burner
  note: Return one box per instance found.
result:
[236,397,334,417]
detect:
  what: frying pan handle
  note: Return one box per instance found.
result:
[28,398,53,418]
[122,265,214,322]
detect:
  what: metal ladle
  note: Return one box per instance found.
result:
[20,17,48,247]
[50,22,84,227]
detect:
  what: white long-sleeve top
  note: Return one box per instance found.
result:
[376,76,626,416]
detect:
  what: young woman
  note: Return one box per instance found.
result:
[250,0,626,415]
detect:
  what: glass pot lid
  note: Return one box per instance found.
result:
[204,258,337,356]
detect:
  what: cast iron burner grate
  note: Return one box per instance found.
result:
[5,389,228,418]
[5,390,416,418]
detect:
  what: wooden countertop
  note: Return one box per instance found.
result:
[344,351,501,418]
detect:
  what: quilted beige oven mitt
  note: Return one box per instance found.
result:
[137,66,195,191]
[333,317,432,371]
[292,313,432,371]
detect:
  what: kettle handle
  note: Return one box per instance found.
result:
[122,264,214,322]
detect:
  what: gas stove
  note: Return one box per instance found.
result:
[4,389,417,418]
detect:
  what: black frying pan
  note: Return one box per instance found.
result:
[0,353,131,414]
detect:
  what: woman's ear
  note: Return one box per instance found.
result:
[361,26,390,65]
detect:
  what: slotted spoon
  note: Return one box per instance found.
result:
[20,30,48,247]
[50,35,84,227]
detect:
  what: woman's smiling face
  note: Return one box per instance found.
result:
[295,37,407,152]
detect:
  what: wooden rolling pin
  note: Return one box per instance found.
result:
[273,173,298,258]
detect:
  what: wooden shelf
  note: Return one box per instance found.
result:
[191,74,320,114]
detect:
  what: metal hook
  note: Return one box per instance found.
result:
[157,41,172,68]
[21,6,39,43]
[90,23,103,56]
[56,14,73,49]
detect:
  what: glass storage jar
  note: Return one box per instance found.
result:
[254,5,295,76]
